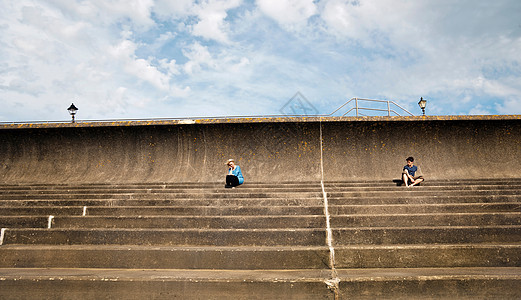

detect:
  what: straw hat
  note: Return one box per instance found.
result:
[226,159,235,165]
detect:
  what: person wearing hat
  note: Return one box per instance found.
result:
[225,159,244,188]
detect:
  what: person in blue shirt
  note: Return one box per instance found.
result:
[402,156,424,187]
[225,159,244,188]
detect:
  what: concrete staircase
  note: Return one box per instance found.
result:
[0,180,520,299]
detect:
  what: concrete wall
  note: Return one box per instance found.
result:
[0,116,520,183]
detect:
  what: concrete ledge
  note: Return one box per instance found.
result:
[1,115,520,129]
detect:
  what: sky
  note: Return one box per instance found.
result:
[1,0,521,122]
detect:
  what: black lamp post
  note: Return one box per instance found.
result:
[67,103,78,123]
[418,97,427,116]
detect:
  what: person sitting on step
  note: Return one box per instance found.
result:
[402,156,424,187]
[225,159,244,188]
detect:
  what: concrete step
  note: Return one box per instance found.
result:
[2,182,520,192]
[334,244,521,268]
[3,226,519,247]
[0,245,331,269]
[1,188,518,201]
[0,268,520,299]
[0,206,83,216]
[0,187,324,195]
[3,213,519,229]
[2,184,521,195]
[330,212,521,227]
[0,206,325,216]
[1,228,326,246]
[0,182,322,190]
[333,226,521,245]
[327,189,521,198]
[0,216,48,228]
[328,194,521,205]
[329,203,521,214]
[50,215,326,229]
[1,244,519,269]
[2,178,520,190]
[1,194,519,207]
[4,213,518,229]
[0,197,325,207]
[2,202,518,217]
[0,191,325,200]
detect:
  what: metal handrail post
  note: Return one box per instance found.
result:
[355,98,359,117]
[387,101,391,116]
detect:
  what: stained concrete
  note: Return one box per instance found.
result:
[1,116,520,183]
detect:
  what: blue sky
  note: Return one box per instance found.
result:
[1,0,520,122]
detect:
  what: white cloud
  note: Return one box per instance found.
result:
[496,98,521,115]
[468,104,491,115]
[182,42,216,75]
[191,0,242,43]
[153,0,195,19]
[256,0,317,29]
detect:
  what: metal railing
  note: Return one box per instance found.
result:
[328,98,413,117]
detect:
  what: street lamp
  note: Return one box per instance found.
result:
[418,97,427,116]
[67,103,78,123]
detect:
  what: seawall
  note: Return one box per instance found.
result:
[1,116,520,183]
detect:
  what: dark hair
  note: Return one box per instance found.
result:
[406,156,414,162]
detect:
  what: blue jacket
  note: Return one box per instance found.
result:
[229,165,244,184]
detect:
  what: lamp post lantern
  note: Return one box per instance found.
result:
[418,97,427,116]
[67,103,78,123]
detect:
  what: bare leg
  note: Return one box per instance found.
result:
[410,177,424,186]
[402,173,410,187]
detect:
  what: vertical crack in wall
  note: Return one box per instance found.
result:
[319,120,340,298]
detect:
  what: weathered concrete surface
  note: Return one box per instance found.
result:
[0,115,520,183]
[1,268,520,299]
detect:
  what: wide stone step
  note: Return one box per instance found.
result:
[1,244,519,269]
[334,244,521,268]
[327,189,521,198]
[0,245,331,269]
[333,226,521,245]
[328,194,521,205]
[0,268,519,299]
[0,207,83,216]
[2,186,520,198]
[329,203,521,214]
[326,179,521,186]
[326,185,521,192]
[0,182,322,191]
[50,215,326,229]
[2,184,521,195]
[0,206,325,216]
[0,216,48,228]
[0,187,323,195]
[0,197,324,207]
[2,194,520,207]
[1,228,326,246]
[3,214,518,230]
[0,192,324,200]
[2,178,520,190]
[330,213,521,227]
